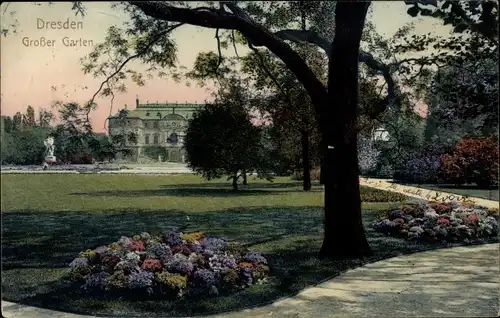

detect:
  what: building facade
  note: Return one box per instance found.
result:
[108,97,204,162]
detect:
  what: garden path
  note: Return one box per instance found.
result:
[2,243,498,318]
[359,178,499,209]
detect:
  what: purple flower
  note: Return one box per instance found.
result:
[115,260,140,273]
[128,271,154,289]
[200,237,228,251]
[202,249,216,258]
[167,254,194,275]
[94,246,110,255]
[163,231,183,247]
[69,257,89,269]
[188,243,203,253]
[192,269,217,287]
[148,243,172,260]
[209,253,237,272]
[243,252,268,265]
[83,272,109,291]
[118,236,134,248]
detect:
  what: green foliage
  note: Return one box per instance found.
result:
[404,0,498,40]
[184,81,262,185]
[425,57,498,138]
[439,137,499,187]
[0,127,50,165]
[359,187,408,202]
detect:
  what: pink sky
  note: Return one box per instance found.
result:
[1,2,448,132]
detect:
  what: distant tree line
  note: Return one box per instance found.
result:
[1,103,130,165]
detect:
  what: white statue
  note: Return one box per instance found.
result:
[44,137,56,163]
[44,137,55,157]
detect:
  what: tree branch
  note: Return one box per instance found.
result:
[231,30,240,58]
[85,22,183,123]
[274,28,401,115]
[129,1,328,112]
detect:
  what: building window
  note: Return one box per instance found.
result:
[146,112,150,116]
[157,112,161,118]
[167,132,178,144]
[153,133,159,144]
[153,121,159,129]
[145,134,150,144]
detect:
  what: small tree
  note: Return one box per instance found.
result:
[185,103,261,191]
[440,137,499,188]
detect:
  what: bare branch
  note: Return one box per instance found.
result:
[248,43,292,107]
[274,29,331,54]
[103,82,115,133]
[231,30,240,58]
[84,22,183,124]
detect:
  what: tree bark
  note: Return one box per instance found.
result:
[242,169,248,185]
[319,1,373,260]
[232,175,238,191]
[300,130,312,191]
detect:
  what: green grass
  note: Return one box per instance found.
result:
[1,174,495,317]
[403,183,499,202]
[1,174,402,212]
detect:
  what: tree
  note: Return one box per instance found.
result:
[75,0,405,259]
[38,108,54,128]
[1,127,50,165]
[13,0,494,259]
[184,81,261,191]
[23,105,37,128]
[2,116,14,133]
[240,43,324,191]
[12,112,22,132]
[440,137,499,188]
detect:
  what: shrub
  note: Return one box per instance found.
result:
[67,231,270,299]
[439,137,499,187]
[393,154,442,184]
[359,186,408,202]
[373,202,498,242]
[358,136,381,175]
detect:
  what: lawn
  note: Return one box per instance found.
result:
[1,174,492,317]
[402,183,499,202]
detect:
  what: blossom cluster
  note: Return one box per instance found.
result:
[373,202,499,242]
[67,231,270,298]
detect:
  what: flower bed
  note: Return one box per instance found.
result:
[373,202,499,242]
[360,186,408,202]
[67,231,270,298]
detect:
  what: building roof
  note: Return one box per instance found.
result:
[109,102,204,119]
[137,102,202,109]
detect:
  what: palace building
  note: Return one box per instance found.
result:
[108,96,204,162]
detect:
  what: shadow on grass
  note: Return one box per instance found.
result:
[2,206,498,317]
[69,181,323,197]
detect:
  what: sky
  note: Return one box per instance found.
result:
[0,2,452,132]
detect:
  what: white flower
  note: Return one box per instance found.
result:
[125,252,140,262]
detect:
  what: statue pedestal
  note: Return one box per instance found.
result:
[45,155,57,164]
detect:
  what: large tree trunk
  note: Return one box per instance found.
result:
[319,1,372,260]
[232,175,238,191]
[242,169,248,185]
[300,130,312,191]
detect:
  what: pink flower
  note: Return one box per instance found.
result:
[465,214,480,225]
[437,218,451,226]
[130,241,145,252]
[141,258,162,272]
